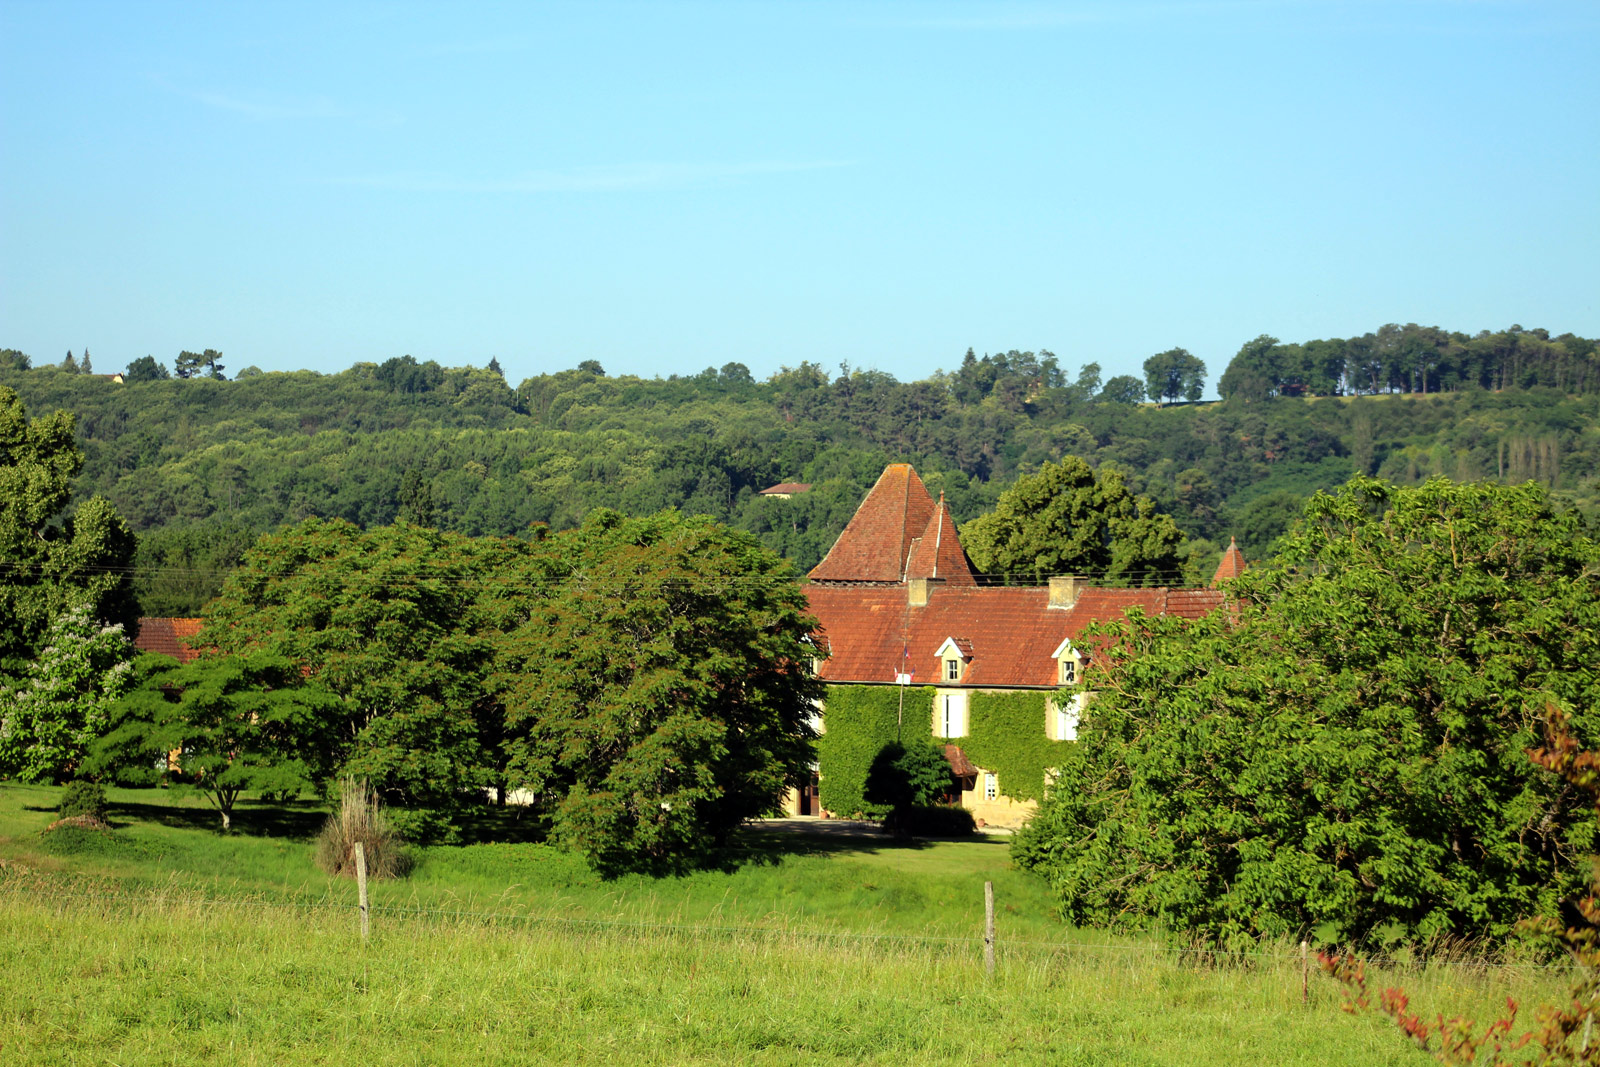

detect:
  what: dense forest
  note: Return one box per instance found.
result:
[3,322,1597,615]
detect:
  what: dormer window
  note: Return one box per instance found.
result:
[1051,636,1084,688]
[800,636,826,679]
[934,637,971,685]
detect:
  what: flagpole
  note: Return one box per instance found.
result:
[897,642,908,742]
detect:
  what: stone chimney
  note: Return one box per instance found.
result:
[1047,576,1087,610]
[908,576,942,607]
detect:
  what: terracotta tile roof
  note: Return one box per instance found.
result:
[806,583,1221,688]
[1212,537,1248,587]
[134,617,204,664]
[1164,588,1230,618]
[809,464,938,583]
[805,463,1229,688]
[903,496,977,585]
[944,744,979,779]
[759,481,812,495]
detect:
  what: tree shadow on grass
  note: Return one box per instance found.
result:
[714,822,985,872]
[451,804,550,846]
[106,795,330,840]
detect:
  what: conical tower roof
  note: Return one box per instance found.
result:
[809,464,938,582]
[1212,537,1248,587]
[904,493,976,585]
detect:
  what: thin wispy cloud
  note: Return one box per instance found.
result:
[151,76,403,126]
[327,160,854,194]
[416,36,534,57]
[190,90,355,121]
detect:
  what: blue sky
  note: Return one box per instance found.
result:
[2,1,1596,391]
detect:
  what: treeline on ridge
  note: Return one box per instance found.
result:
[2,321,1597,614]
[1217,322,1599,399]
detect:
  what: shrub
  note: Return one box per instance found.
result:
[882,804,977,838]
[314,782,411,879]
[865,741,952,811]
[58,780,107,821]
[867,741,960,838]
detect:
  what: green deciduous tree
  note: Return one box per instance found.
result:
[200,519,528,820]
[89,652,344,830]
[865,741,951,812]
[1227,489,1306,559]
[492,509,821,875]
[0,604,133,782]
[375,355,443,394]
[124,356,170,383]
[961,456,1186,584]
[1143,347,1207,405]
[864,739,954,835]
[0,387,138,673]
[1216,334,1282,401]
[1073,362,1102,401]
[1097,374,1145,405]
[131,520,256,617]
[1012,477,1600,947]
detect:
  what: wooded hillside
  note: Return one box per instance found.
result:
[3,324,1596,614]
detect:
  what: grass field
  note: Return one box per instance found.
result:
[1,783,1575,1064]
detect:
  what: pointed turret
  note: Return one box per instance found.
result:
[809,464,938,583]
[1211,537,1248,587]
[904,491,976,585]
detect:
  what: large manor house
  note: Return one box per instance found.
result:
[792,463,1244,828]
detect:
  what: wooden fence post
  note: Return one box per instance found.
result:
[984,881,995,978]
[1301,939,1309,1006]
[355,842,370,941]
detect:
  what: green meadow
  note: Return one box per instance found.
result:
[1,784,1571,1065]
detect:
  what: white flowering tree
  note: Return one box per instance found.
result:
[0,604,133,783]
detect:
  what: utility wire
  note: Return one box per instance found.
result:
[0,557,1210,591]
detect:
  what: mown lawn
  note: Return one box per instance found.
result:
[0,783,1062,941]
[1,783,1573,1064]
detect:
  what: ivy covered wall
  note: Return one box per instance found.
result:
[817,684,1081,815]
[816,685,933,818]
[953,691,1076,804]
